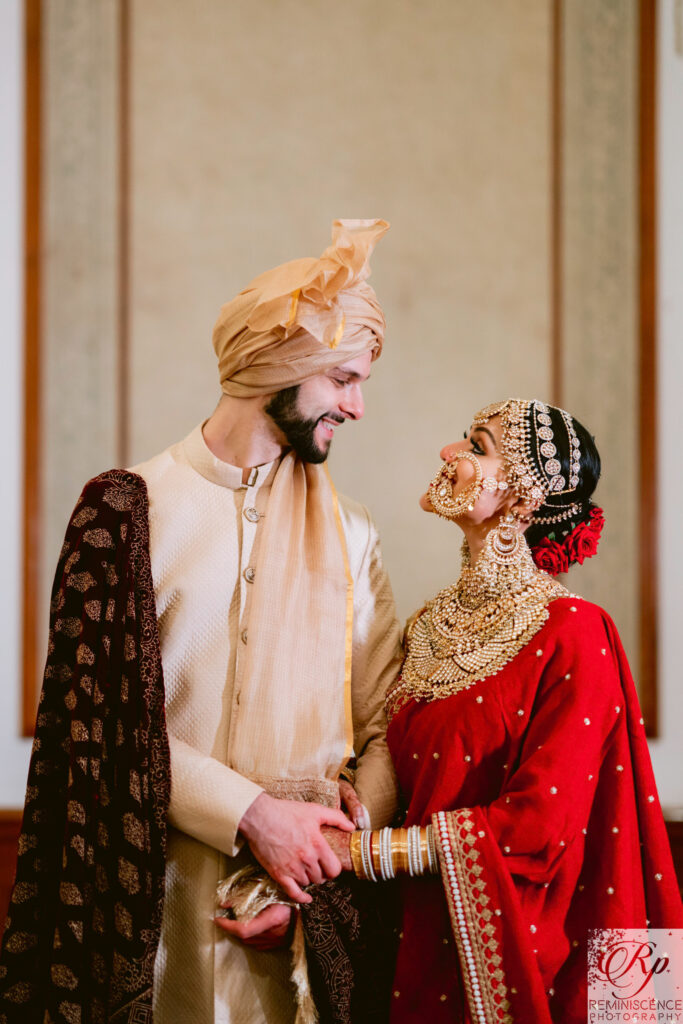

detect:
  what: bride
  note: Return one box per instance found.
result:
[335,398,682,1023]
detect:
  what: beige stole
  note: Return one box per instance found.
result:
[229,453,353,803]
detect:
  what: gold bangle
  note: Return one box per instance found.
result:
[419,829,430,873]
[339,765,356,786]
[349,830,364,879]
[391,829,409,873]
[426,824,438,873]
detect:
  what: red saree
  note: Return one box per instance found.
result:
[386,597,682,1024]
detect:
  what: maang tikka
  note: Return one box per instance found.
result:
[428,451,508,522]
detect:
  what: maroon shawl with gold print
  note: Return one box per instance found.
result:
[0,471,170,1024]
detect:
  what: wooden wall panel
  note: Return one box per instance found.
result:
[0,811,22,926]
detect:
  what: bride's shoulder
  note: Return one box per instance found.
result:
[546,593,620,643]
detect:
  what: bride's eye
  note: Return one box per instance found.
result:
[470,439,485,455]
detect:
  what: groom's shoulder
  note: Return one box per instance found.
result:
[336,491,385,577]
[336,491,374,539]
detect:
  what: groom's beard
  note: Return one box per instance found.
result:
[265,385,343,464]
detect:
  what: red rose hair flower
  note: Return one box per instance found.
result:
[531,537,569,576]
[530,505,605,575]
[565,507,604,565]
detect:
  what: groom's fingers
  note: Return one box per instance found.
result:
[317,838,342,881]
[278,874,311,904]
[301,858,324,886]
[215,903,292,944]
[318,807,355,832]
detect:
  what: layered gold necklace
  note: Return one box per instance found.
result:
[386,530,570,721]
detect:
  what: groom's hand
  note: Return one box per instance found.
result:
[238,793,354,903]
[214,903,293,950]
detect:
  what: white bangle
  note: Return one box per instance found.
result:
[407,825,421,877]
[377,828,387,880]
[379,827,394,880]
[378,828,387,880]
[361,829,377,882]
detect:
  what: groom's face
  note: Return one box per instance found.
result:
[264,351,372,463]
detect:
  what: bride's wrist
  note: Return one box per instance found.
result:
[350,825,438,881]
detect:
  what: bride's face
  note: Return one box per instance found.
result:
[420,414,512,524]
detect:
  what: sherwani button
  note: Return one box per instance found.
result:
[244,567,255,583]
[241,630,248,644]
[244,507,260,523]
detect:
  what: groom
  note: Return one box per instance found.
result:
[0,219,402,1024]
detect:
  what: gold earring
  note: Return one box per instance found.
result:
[490,511,524,563]
[428,451,482,521]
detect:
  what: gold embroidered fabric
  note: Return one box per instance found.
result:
[250,775,341,808]
[386,535,568,719]
[433,810,513,1024]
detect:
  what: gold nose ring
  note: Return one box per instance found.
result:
[428,451,483,521]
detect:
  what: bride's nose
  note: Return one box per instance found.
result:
[440,440,468,462]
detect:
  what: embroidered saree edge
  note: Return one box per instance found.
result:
[432,809,513,1024]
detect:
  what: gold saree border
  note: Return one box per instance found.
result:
[325,466,355,772]
[433,810,513,1024]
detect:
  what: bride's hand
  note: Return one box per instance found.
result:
[321,826,353,872]
[338,778,371,829]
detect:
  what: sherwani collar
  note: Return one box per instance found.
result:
[182,422,278,490]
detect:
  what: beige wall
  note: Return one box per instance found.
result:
[128,0,552,621]
[561,0,639,667]
[39,0,121,673]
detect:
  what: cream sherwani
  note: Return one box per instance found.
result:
[133,425,401,1024]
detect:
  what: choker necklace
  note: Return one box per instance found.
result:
[386,518,570,720]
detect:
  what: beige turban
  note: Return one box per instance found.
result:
[212,218,389,397]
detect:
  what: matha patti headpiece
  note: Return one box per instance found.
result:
[472,399,583,522]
